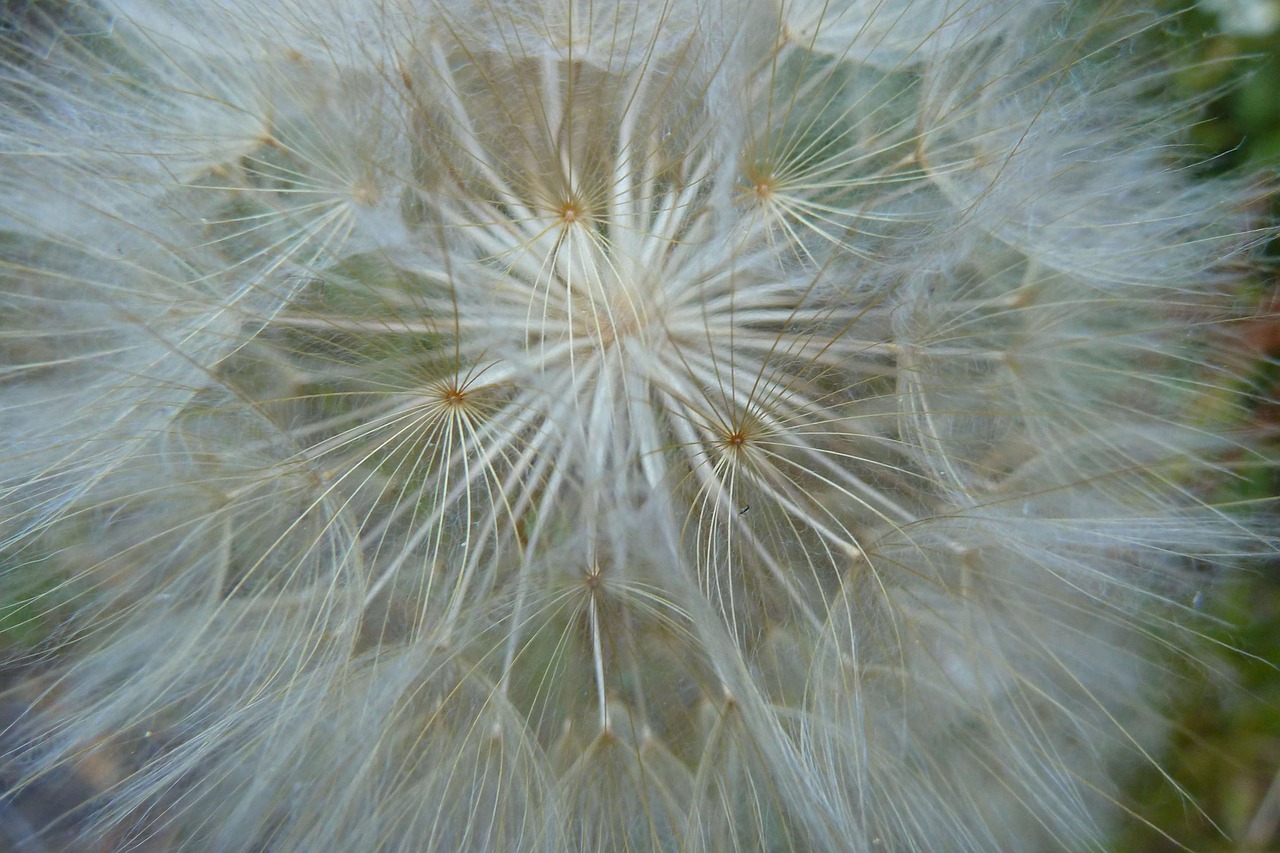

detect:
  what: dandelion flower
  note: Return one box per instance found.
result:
[0,0,1271,850]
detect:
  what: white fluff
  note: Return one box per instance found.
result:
[0,1,1270,850]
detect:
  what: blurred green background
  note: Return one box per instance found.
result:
[1174,1,1280,168]
[1119,3,1280,851]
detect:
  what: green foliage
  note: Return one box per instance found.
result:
[1117,8,1280,850]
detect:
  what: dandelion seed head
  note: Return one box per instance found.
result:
[0,0,1272,851]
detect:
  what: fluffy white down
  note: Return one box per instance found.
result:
[0,1,1270,850]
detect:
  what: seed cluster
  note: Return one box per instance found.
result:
[0,1,1267,851]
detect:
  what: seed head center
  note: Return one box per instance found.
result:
[442,384,469,408]
[553,194,591,228]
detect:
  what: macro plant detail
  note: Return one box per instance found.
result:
[0,0,1272,850]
